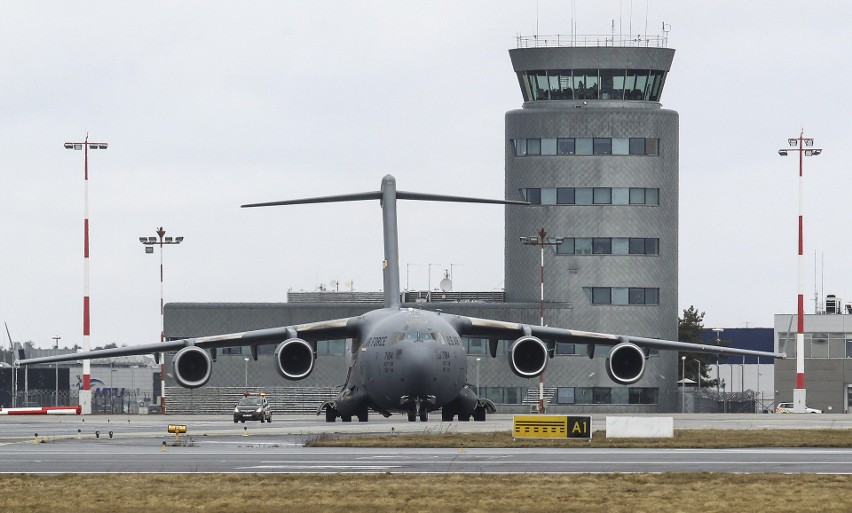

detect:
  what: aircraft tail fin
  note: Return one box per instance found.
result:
[242,175,527,309]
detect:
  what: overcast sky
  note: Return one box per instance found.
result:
[2,1,850,349]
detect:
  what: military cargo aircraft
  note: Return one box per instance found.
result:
[18,175,785,422]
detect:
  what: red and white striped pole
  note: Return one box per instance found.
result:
[779,130,821,413]
[65,135,108,415]
[520,228,564,414]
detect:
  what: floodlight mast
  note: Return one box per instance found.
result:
[777,130,822,414]
[139,227,184,414]
[64,134,108,415]
[520,228,564,414]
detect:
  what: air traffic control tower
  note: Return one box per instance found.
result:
[504,36,679,395]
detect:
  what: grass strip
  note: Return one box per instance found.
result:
[0,473,850,513]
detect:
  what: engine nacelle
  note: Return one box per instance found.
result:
[605,342,646,385]
[172,346,213,389]
[274,338,315,380]
[508,336,548,378]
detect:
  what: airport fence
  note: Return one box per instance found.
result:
[7,389,152,414]
[687,388,760,414]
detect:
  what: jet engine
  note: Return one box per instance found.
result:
[274,338,316,380]
[508,335,548,378]
[605,341,646,385]
[172,346,213,389]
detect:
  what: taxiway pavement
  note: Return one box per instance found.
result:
[1,414,851,474]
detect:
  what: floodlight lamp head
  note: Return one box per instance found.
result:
[788,138,797,147]
[64,143,74,149]
[811,149,822,156]
[804,139,813,147]
[778,150,788,156]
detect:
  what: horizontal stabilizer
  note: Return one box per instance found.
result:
[242,191,382,208]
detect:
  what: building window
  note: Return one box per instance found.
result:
[593,188,612,204]
[556,187,574,204]
[556,387,576,404]
[576,138,593,155]
[556,237,659,256]
[557,138,575,155]
[527,138,541,155]
[591,287,611,304]
[584,287,660,305]
[556,387,658,405]
[525,188,541,204]
[541,138,557,155]
[517,69,668,103]
[629,138,646,154]
[592,238,612,254]
[575,188,594,205]
[520,187,660,207]
[555,343,576,355]
[575,238,593,255]
[465,338,488,356]
[593,138,612,155]
[512,137,659,157]
[629,388,659,404]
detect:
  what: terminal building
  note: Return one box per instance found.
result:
[163,35,683,415]
[774,296,852,414]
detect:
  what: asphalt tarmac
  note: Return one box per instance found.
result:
[1,414,851,474]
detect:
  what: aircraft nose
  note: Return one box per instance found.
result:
[398,343,438,389]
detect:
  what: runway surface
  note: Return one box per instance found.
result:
[1,414,851,474]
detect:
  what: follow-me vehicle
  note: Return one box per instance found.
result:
[18,175,785,422]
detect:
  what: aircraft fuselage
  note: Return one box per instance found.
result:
[335,308,472,419]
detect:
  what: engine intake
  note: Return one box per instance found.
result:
[274,338,315,380]
[605,342,646,385]
[172,346,213,389]
[508,336,548,378]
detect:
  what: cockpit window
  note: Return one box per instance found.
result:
[394,331,439,343]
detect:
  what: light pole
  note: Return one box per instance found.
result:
[712,328,723,395]
[778,131,822,414]
[65,135,108,415]
[244,357,249,391]
[139,227,184,414]
[692,358,701,391]
[520,228,564,414]
[52,336,60,406]
[681,355,686,413]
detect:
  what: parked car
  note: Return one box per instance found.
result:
[774,402,822,414]
[233,393,272,423]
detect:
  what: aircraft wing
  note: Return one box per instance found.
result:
[15,316,359,367]
[450,315,786,359]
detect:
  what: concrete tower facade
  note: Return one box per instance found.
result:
[504,40,679,404]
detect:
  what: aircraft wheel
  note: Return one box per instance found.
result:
[341,415,352,422]
[419,410,429,422]
[267,416,272,423]
[473,406,486,422]
[441,409,454,422]
[407,410,417,422]
[325,407,337,423]
[357,410,368,422]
